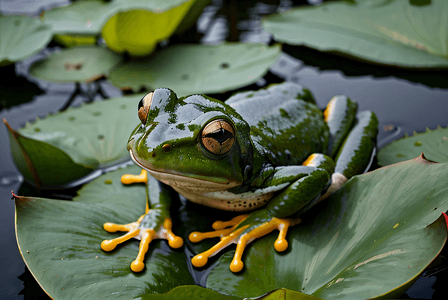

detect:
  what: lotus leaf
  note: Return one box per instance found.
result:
[206,155,448,299]
[29,46,123,83]
[0,15,53,66]
[14,165,195,299]
[262,0,448,68]
[102,1,195,56]
[108,43,281,96]
[4,94,144,187]
[14,155,448,299]
[44,0,206,49]
[378,126,448,166]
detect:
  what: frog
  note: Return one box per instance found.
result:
[100,82,378,273]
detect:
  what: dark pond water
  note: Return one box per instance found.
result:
[1,0,447,299]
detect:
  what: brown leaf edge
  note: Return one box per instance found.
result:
[3,118,42,187]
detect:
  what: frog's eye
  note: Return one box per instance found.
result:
[201,119,235,155]
[138,92,154,124]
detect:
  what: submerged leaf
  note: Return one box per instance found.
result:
[29,46,123,83]
[108,43,281,96]
[206,155,448,299]
[378,126,448,165]
[0,15,53,66]
[263,0,448,68]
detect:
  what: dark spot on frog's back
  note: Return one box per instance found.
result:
[176,123,185,130]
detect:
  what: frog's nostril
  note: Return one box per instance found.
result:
[151,151,156,158]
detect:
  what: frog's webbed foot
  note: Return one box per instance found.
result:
[189,214,301,272]
[101,169,183,272]
[101,211,183,272]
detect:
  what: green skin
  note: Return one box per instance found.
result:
[127,82,378,253]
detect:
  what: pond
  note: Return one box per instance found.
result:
[1,0,447,299]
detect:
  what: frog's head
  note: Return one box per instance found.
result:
[128,88,253,191]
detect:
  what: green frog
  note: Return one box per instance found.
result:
[101,82,378,273]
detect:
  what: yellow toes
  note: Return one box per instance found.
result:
[212,214,248,230]
[131,260,145,272]
[274,239,288,252]
[190,216,301,272]
[131,229,155,272]
[121,169,148,185]
[101,229,140,252]
[163,218,184,248]
[230,258,244,273]
[101,239,118,252]
[191,254,208,268]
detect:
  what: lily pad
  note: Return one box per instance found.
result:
[0,15,53,66]
[108,43,281,96]
[14,167,195,299]
[262,0,448,68]
[206,155,448,299]
[3,94,144,187]
[42,0,115,36]
[29,45,123,83]
[102,1,195,56]
[378,126,448,166]
[14,156,448,299]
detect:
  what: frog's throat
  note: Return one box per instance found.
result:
[129,150,241,191]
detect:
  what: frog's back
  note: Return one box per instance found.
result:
[227,82,329,166]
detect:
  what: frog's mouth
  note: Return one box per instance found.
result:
[129,150,240,192]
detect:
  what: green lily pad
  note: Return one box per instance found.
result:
[15,163,325,300]
[377,126,448,166]
[108,43,281,96]
[206,155,448,299]
[0,15,53,66]
[262,0,448,68]
[29,45,123,83]
[139,285,240,300]
[43,0,114,36]
[14,156,448,299]
[43,0,196,35]
[3,94,144,186]
[14,170,195,299]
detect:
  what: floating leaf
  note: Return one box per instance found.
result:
[109,43,281,96]
[15,156,448,299]
[15,165,195,300]
[139,285,240,300]
[206,155,448,299]
[102,1,195,56]
[263,0,448,68]
[43,0,114,36]
[378,126,448,166]
[4,94,143,186]
[29,45,123,83]
[15,163,325,300]
[0,15,53,66]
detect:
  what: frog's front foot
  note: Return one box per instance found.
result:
[189,213,301,272]
[101,210,183,272]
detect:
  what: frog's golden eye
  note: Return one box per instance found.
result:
[201,119,235,155]
[138,92,154,124]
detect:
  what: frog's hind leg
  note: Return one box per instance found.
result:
[190,213,301,273]
[189,215,247,269]
[324,95,358,158]
[323,96,378,194]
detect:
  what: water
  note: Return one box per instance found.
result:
[1,0,447,299]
